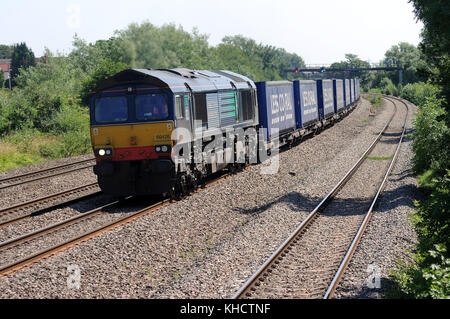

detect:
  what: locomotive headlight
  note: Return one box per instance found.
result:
[155,145,171,153]
[96,148,112,157]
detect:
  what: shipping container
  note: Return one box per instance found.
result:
[350,79,354,104]
[316,79,335,119]
[333,79,344,112]
[344,79,350,107]
[356,79,360,100]
[256,81,296,142]
[352,78,356,103]
[293,80,320,128]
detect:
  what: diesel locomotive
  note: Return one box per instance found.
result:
[89,68,360,197]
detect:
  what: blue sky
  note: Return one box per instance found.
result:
[1,0,423,65]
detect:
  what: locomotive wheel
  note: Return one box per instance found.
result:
[189,173,198,191]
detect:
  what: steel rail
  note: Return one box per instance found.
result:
[0,163,243,277]
[0,198,126,251]
[322,96,408,299]
[0,182,101,228]
[232,98,397,299]
[0,199,168,278]
[0,158,95,190]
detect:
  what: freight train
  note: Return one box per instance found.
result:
[89,68,360,197]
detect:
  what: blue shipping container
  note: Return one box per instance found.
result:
[351,78,356,103]
[356,79,360,99]
[256,81,296,142]
[349,79,354,104]
[316,79,335,119]
[333,79,344,112]
[293,80,319,128]
[344,79,350,107]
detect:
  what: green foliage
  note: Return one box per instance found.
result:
[411,95,449,173]
[10,42,35,86]
[0,70,4,88]
[417,169,438,193]
[80,59,127,105]
[409,0,450,114]
[379,77,399,96]
[0,44,13,59]
[0,89,36,132]
[383,42,428,85]
[330,54,372,88]
[220,35,305,81]
[113,23,304,81]
[389,244,450,298]
[412,172,450,253]
[0,151,39,172]
[366,88,383,109]
[390,76,449,299]
[115,22,212,70]
[400,82,440,107]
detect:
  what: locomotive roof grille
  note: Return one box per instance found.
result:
[91,68,256,95]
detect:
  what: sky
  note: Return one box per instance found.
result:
[0,0,423,65]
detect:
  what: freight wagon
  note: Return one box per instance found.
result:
[316,79,335,123]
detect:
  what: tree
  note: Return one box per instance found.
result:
[0,44,13,59]
[10,42,36,86]
[409,0,450,113]
[329,54,372,90]
[0,70,4,88]
[80,59,127,105]
[383,42,428,85]
[221,35,305,80]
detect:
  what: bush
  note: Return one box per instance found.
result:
[400,82,440,106]
[0,152,37,171]
[367,88,383,109]
[390,171,450,299]
[390,244,450,299]
[59,130,91,157]
[389,80,450,299]
[379,77,399,96]
[412,95,449,173]
[79,59,127,106]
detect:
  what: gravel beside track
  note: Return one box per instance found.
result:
[242,97,408,298]
[0,154,96,209]
[0,98,419,299]
[334,99,420,299]
[0,154,108,245]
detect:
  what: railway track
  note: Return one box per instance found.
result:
[0,158,95,190]
[233,96,408,299]
[0,182,101,228]
[0,166,240,278]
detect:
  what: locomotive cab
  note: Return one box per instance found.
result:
[89,68,258,197]
[90,81,177,196]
